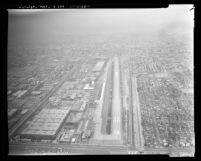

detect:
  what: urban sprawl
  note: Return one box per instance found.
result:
[8,33,194,156]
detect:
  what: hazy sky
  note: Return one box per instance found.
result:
[8,5,194,45]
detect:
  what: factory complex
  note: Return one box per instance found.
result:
[21,108,71,139]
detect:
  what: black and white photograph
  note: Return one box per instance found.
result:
[7,5,194,156]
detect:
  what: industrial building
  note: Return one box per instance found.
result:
[20,108,71,139]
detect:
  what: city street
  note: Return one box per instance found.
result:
[9,142,128,155]
[131,76,144,151]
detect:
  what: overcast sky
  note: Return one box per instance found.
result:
[8,5,194,45]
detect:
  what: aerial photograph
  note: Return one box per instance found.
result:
[7,5,194,156]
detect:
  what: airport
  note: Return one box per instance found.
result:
[8,7,194,156]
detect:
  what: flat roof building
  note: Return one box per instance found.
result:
[21,108,71,139]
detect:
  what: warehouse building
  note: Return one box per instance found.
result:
[20,108,71,139]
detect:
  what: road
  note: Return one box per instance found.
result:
[128,60,143,151]
[9,141,194,155]
[128,62,135,149]
[131,75,144,151]
[9,142,128,155]
[9,59,85,138]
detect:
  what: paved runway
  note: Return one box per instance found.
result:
[112,57,121,139]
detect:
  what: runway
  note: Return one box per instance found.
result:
[112,57,121,139]
[92,57,122,144]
